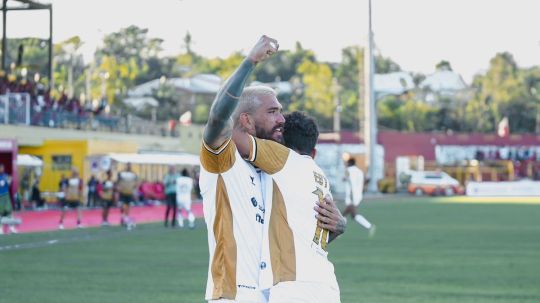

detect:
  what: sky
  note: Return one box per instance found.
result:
[4,0,540,83]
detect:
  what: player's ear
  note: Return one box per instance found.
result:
[239,112,255,132]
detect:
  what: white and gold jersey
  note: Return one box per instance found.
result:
[65,178,81,202]
[200,138,269,302]
[345,166,364,206]
[117,171,137,195]
[176,176,193,204]
[245,136,339,292]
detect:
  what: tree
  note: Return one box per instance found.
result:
[466,52,536,133]
[435,60,452,71]
[253,42,316,83]
[334,46,363,130]
[376,54,401,74]
[3,38,49,83]
[94,25,164,103]
[53,36,85,98]
[291,58,335,130]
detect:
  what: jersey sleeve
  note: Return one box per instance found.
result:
[245,135,290,175]
[200,138,236,174]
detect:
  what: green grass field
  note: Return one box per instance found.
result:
[2,196,540,303]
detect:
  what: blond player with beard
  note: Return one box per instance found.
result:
[200,36,345,303]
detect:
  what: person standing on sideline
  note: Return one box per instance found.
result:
[31,178,45,209]
[87,174,99,208]
[343,158,375,237]
[59,168,84,229]
[97,170,115,226]
[0,164,19,234]
[117,163,137,230]
[176,168,195,229]
[57,174,68,207]
[163,165,180,227]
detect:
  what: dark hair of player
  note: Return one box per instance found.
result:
[283,111,319,156]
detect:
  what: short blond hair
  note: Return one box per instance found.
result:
[232,85,277,126]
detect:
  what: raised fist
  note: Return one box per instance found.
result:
[247,35,279,64]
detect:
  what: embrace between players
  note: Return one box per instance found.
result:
[200,35,347,303]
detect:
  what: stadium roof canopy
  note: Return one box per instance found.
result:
[419,70,468,92]
[17,153,43,167]
[374,71,415,97]
[108,153,200,166]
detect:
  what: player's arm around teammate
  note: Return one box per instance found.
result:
[316,196,346,242]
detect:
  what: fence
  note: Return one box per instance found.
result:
[0,93,171,136]
[0,93,31,125]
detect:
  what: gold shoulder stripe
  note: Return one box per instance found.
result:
[247,135,257,162]
[203,138,231,155]
[269,181,296,284]
[251,138,290,175]
[200,139,236,174]
[211,175,237,299]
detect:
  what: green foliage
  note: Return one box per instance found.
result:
[194,103,210,124]
[94,25,164,103]
[376,53,401,74]
[435,60,453,71]
[334,46,362,130]
[11,31,539,132]
[291,58,335,130]
[53,36,86,98]
[253,42,316,83]
[465,52,538,133]
[378,95,437,131]
[2,37,49,80]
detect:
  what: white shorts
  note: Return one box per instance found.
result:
[269,281,340,303]
[177,199,192,211]
[344,188,360,207]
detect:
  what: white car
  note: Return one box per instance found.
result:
[406,170,463,196]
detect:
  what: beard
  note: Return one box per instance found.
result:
[255,124,284,144]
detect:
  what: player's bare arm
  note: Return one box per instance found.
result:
[203,35,279,150]
[315,196,347,242]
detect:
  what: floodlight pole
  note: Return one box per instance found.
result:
[48,4,53,89]
[364,0,378,193]
[2,0,7,72]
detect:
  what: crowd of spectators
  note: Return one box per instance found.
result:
[0,72,114,129]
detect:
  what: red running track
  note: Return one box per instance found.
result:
[7,203,204,234]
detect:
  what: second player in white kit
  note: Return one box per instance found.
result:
[176,169,195,229]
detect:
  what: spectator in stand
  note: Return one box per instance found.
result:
[59,169,84,229]
[87,174,99,208]
[97,170,115,227]
[163,166,180,227]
